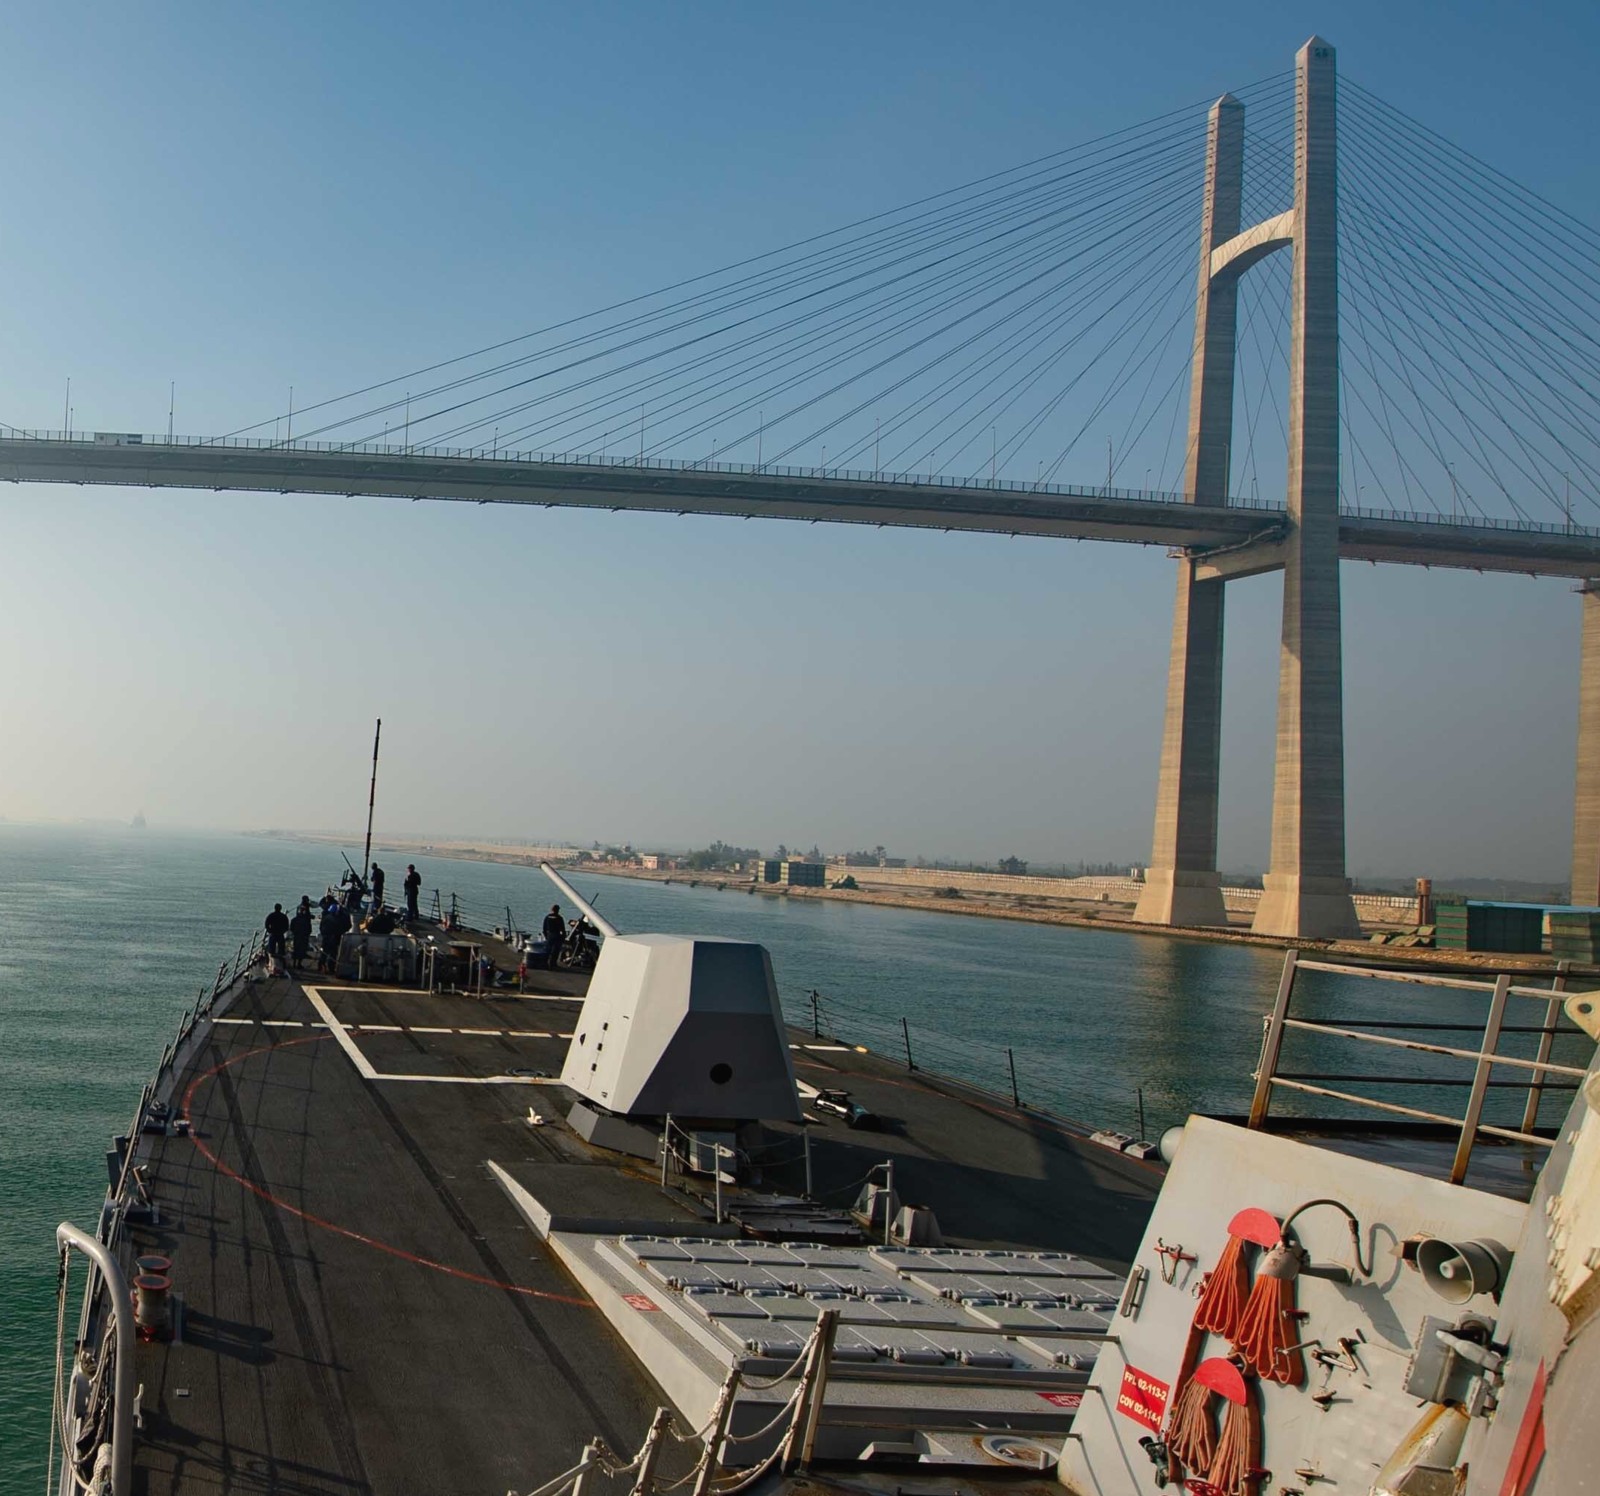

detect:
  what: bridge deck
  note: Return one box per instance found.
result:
[7,436,1599,577]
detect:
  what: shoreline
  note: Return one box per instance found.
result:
[248,830,1586,977]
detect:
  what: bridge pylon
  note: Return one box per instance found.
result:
[1136,38,1360,939]
[1131,94,1241,930]
[1571,583,1600,906]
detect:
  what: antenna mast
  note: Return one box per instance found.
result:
[361,718,382,879]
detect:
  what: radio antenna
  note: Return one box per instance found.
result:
[361,718,382,880]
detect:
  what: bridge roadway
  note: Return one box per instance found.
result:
[5,435,1598,579]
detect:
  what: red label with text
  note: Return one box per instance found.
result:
[1036,1391,1083,1409]
[1116,1366,1169,1430]
[622,1294,660,1311]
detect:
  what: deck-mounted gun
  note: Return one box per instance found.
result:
[540,863,802,1166]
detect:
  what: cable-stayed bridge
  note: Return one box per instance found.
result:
[6,36,1600,936]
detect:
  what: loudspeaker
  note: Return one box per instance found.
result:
[1415,1237,1511,1303]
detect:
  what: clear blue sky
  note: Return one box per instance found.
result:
[0,1,1595,880]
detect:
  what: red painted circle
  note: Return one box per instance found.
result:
[180,1033,590,1306]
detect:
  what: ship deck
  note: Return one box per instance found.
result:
[123,954,1162,1495]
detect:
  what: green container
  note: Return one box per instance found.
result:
[1435,901,1543,954]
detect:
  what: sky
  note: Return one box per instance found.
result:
[0,1,1596,881]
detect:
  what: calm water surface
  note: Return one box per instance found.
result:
[0,825,1578,1485]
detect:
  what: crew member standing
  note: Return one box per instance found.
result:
[264,903,290,974]
[403,863,421,924]
[288,896,314,973]
[370,862,386,910]
[320,900,351,975]
[542,904,565,969]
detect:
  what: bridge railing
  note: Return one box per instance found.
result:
[4,429,1596,539]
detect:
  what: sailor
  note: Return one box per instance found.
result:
[543,904,565,969]
[403,863,421,923]
[264,903,290,974]
[370,863,386,909]
[288,896,314,972]
[319,899,350,974]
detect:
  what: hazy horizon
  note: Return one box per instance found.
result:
[0,818,1569,889]
[1,3,1595,885]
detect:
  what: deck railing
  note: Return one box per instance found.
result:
[1248,951,1594,1184]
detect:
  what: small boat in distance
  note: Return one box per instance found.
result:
[130,811,146,830]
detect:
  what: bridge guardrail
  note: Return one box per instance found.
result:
[4,430,1594,540]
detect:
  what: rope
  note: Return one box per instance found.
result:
[738,1335,819,1390]
[718,1386,805,1446]
[703,1445,787,1496]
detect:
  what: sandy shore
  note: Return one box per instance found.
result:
[248,831,1583,976]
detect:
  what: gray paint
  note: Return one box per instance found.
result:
[560,933,802,1122]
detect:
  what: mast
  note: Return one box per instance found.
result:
[361,718,382,879]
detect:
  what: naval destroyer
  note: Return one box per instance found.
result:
[41,855,1600,1496]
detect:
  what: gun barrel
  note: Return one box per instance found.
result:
[539,863,620,939]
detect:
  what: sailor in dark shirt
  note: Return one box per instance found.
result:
[370,863,386,910]
[542,904,565,969]
[288,897,314,971]
[403,864,422,923]
[264,904,290,973]
[319,902,351,975]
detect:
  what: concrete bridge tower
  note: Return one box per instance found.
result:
[1135,37,1360,939]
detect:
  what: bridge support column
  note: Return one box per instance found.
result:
[1252,37,1361,940]
[1134,94,1243,929]
[1571,583,1600,905]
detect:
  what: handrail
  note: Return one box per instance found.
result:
[55,1222,134,1496]
[1279,1016,1590,1078]
[1296,958,1588,1001]
[1249,950,1593,1184]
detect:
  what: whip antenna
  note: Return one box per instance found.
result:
[361,718,382,880]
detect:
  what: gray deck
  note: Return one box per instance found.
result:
[125,960,1161,1494]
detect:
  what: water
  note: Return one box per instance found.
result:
[0,825,1583,1487]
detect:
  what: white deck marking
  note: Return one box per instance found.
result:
[213,1017,251,1025]
[410,1026,452,1034]
[261,1020,304,1028]
[796,1079,821,1100]
[803,1044,850,1052]
[352,1024,402,1032]
[459,1028,503,1036]
[377,1073,563,1085]
[301,987,565,1085]
[303,987,379,1080]
[509,1030,549,1037]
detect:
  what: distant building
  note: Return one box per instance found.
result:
[753,860,782,884]
[640,854,664,870]
[780,860,826,887]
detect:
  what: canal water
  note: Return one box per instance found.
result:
[0,824,1585,1482]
